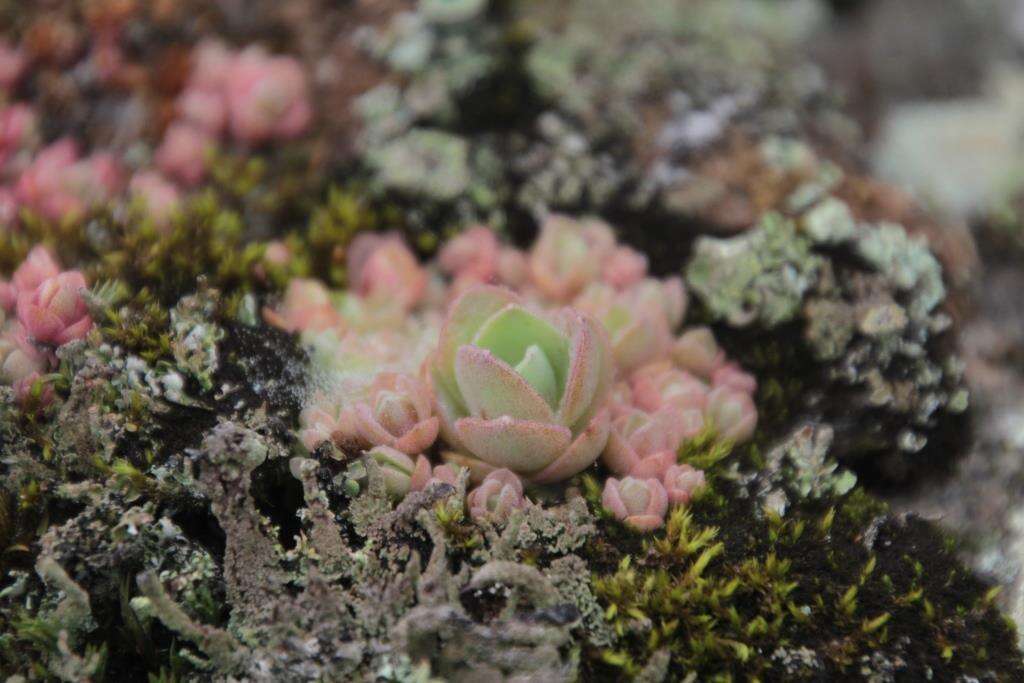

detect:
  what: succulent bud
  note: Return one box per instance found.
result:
[347,232,427,312]
[705,386,757,444]
[155,123,214,187]
[366,445,418,499]
[16,271,93,346]
[603,408,685,479]
[662,464,706,506]
[225,47,312,143]
[672,326,726,379]
[602,245,648,289]
[467,468,528,522]
[353,372,439,454]
[601,476,668,531]
[129,171,181,229]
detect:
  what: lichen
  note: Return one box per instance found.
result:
[684,139,969,481]
[0,1,1018,681]
[687,212,823,327]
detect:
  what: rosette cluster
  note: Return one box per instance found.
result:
[0,246,93,408]
[270,215,759,532]
[0,34,311,231]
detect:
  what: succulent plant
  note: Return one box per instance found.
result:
[574,282,673,373]
[10,245,60,298]
[367,445,419,499]
[705,386,758,444]
[410,455,464,492]
[672,326,726,379]
[629,361,709,417]
[15,139,122,221]
[352,372,439,454]
[347,232,427,312]
[439,225,500,284]
[602,408,685,479]
[263,278,343,333]
[662,463,706,505]
[602,476,669,531]
[466,468,528,521]
[429,285,613,484]
[17,270,92,345]
[528,214,617,302]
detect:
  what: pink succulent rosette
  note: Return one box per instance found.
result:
[353,372,439,454]
[439,225,500,284]
[712,362,757,395]
[0,103,37,167]
[672,326,727,379]
[496,247,529,289]
[189,39,234,92]
[11,246,60,301]
[602,245,648,289]
[409,456,464,492]
[705,386,758,444]
[528,214,616,302]
[662,464,706,506]
[225,46,312,144]
[16,270,93,346]
[15,140,122,222]
[602,476,669,531]
[298,395,359,451]
[178,87,228,136]
[467,468,528,522]
[629,277,687,332]
[629,361,709,417]
[366,445,419,500]
[155,123,214,187]
[575,282,673,373]
[429,285,613,484]
[129,171,181,228]
[347,232,427,312]
[263,278,343,334]
[603,408,686,479]
[0,323,47,384]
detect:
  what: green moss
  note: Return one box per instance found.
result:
[584,469,1020,680]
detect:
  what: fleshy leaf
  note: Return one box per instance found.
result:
[454,345,555,423]
[513,344,558,409]
[556,311,611,430]
[455,416,572,472]
[471,305,569,395]
[530,407,609,483]
[434,286,519,408]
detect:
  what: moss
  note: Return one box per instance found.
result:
[583,460,1021,681]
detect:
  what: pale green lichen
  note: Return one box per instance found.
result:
[856,222,946,319]
[367,129,472,201]
[760,424,857,514]
[801,196,857,245]
[686,212,823,327]
[687,138,968,468]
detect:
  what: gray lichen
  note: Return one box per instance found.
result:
[687,212,823,327]
[685,139,969,475]
[130,418,602,681]
[367,129,472,201]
